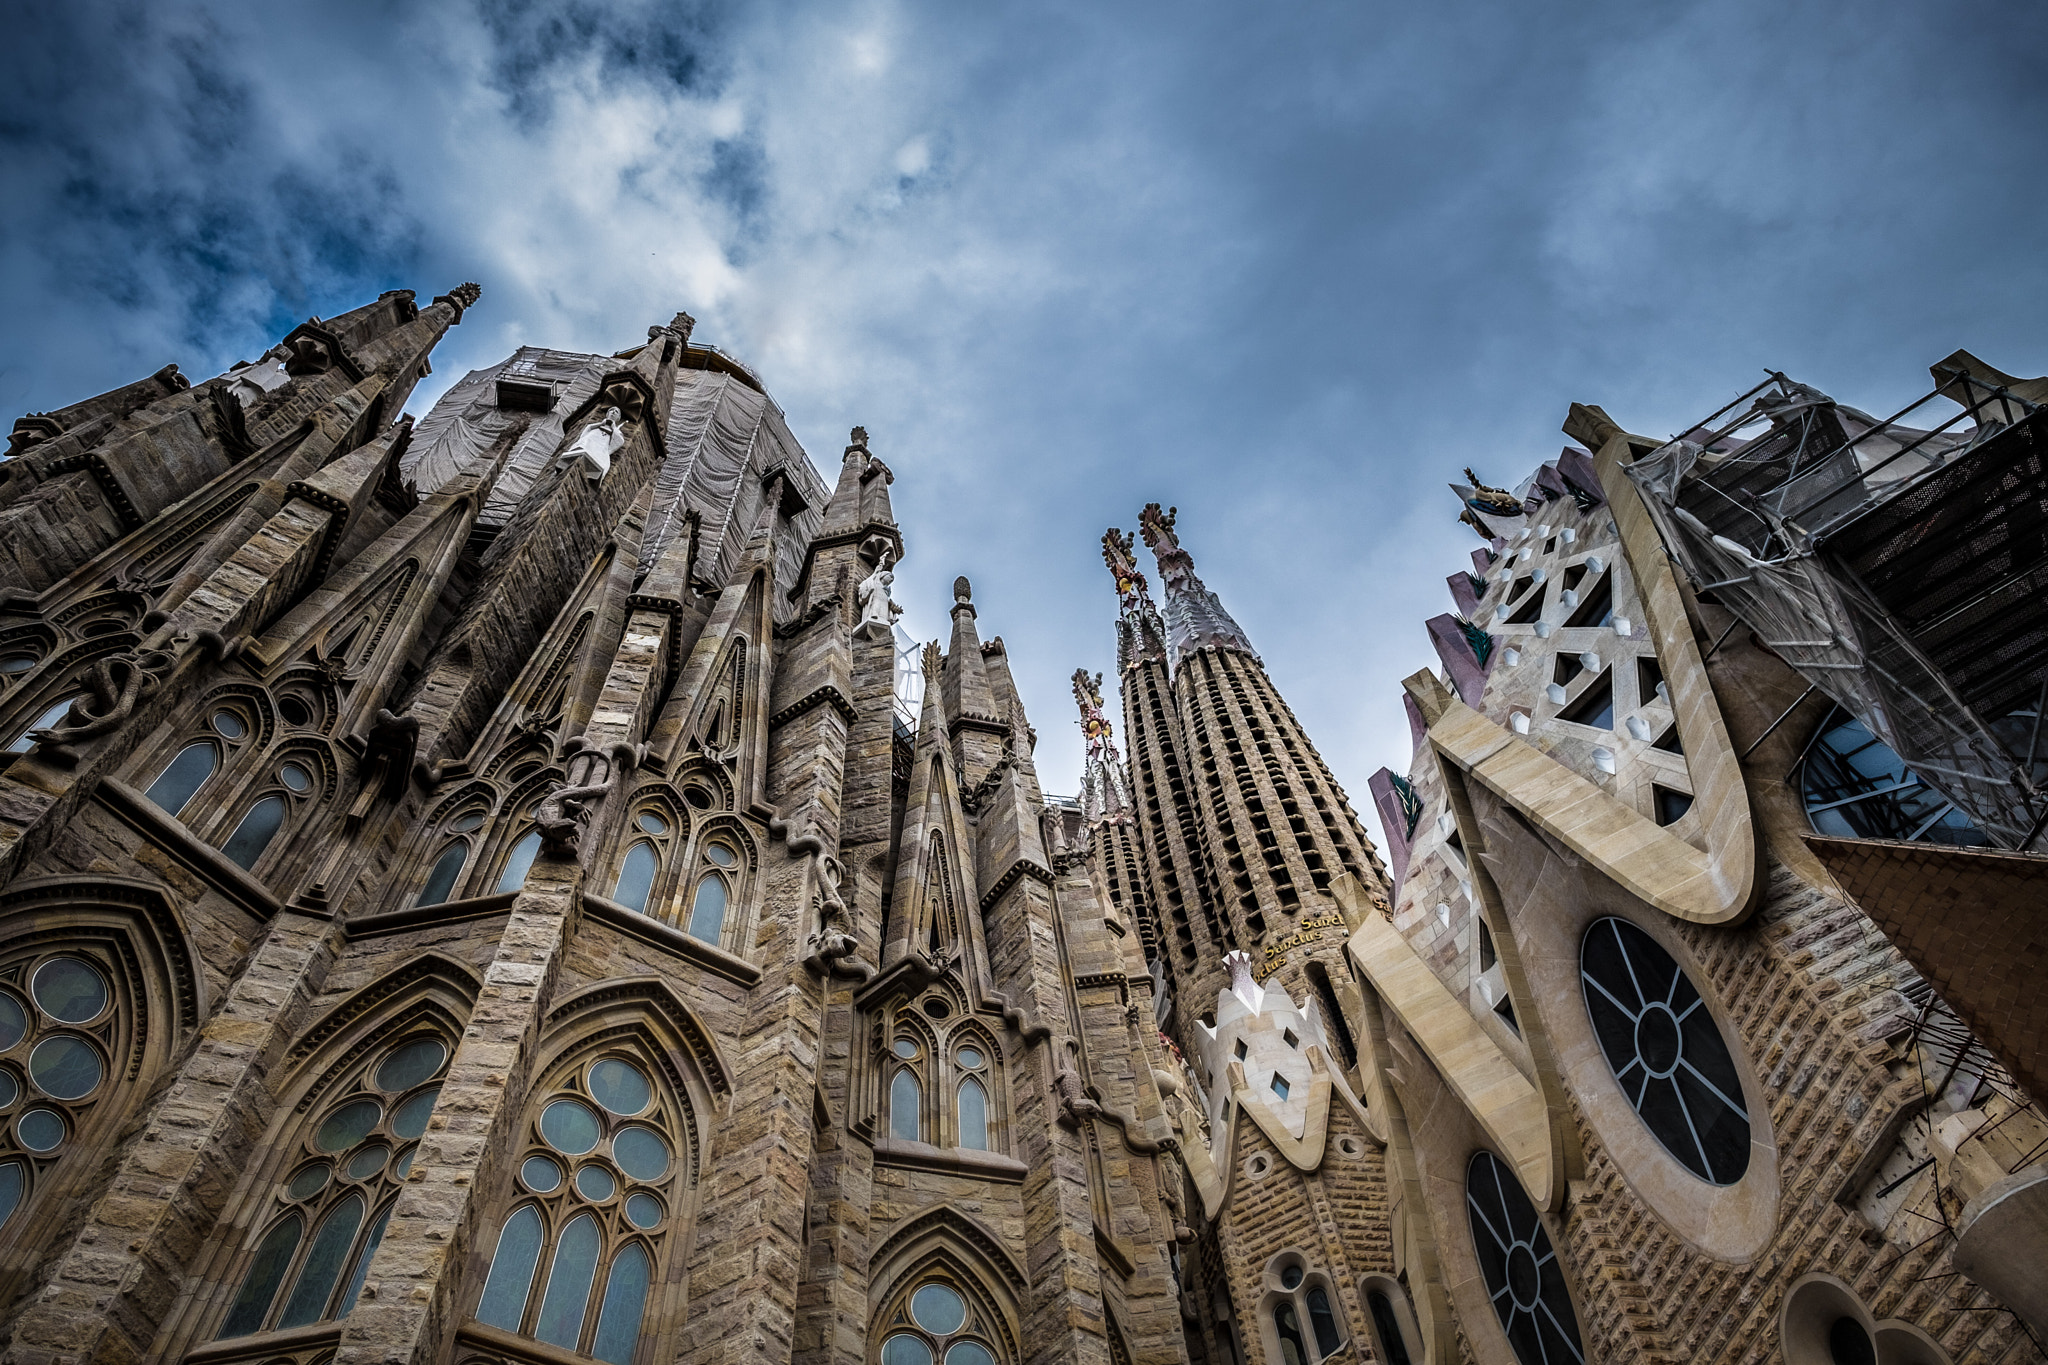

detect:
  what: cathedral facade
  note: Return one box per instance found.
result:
[0,284,2040,1365]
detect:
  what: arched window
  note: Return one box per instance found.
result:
[1579,917,1749,1185]
[418,842,470,907]
[1802,706,1985,846]
[5,697,74,754]
[890,1068,923,1143]
[957,1077,988,1152]
[222,796,288,870]
[686,871,727,943]
[145,741,218,815]
[874,1278,1004,1365]
[218,1034,449,1337]
[498,830,543,894]
[1466,1151,1583,1365]
[1361,1278,1418,1365]
[472,1053,687,1365]
[614,842,660,914]
[1261,1258,1346,1364]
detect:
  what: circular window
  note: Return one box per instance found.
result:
[278,696,312,727]
[0,994,25,1050]
[29,1037,102,1100]
[1280,1264,1304,1290]
[449,810,486,833]
[626,1192,663,1229]
[1580,918,1750,1184]
[704,843,737,868]
[0,655,35,676]
[922,997,950,1020]
[521,1155,563,1192]
[376,1038,447,1091]
[1466,1151,1583,1365]
[947,1345,996,1365]
[280,762,313,793]
[541,1098,602,1154]
[882,1336,933,1365]
[957,1047,983,1069]
[1802,707,1985,846]
[684,787,713,810]
[32,958,107,1023]
[614,1126,671,1181]
[347,1145,391,1179]
[18,1108,65,1151]
[575,1165,616,1201]
[911,1283,967,1335]
[893,1039,919,1060]
[0,1071,17,1107]
[393,1148,416,1180]
[287,1163,331,1199]
[315,1100,383,1152]
[589,1058,652,1115]
[637,811,669,836]
[392,1086,440,1139]
[211,710,247,739]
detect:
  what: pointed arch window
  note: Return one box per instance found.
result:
[873,1277,1005,1365]
[956,1044,989,1151]
[498,830,543,895]
[217,756,322,873]
[890,1064,923,1144]
[882,1016,1004,1154]
[472,1052,688,1364]
[684,838,738,945]
[218,1034,450,1338]
[1262,1257,1347,1365]
[419,841,471,907]
[614,842,660,914]
[145,741,218,815]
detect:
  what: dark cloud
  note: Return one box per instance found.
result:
[3,0,2044,839]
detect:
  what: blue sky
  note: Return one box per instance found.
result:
[4,0,2045,833]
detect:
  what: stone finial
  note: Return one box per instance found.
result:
[433,282,482,322]
[953,576,972,603]
[1137,502,1180,553]
[1101,528,1150,601]
[920,639,943,683]
[670,311,696,346]
[850,425,869,450]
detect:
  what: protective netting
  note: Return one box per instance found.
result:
[402,348,829,624]
[1627,370,2048,848]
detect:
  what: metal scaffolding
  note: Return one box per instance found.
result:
[1626,362,2048,849]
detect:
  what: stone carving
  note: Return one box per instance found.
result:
[28,645,181,765]
[1459,468,1525,517]
[855,549,901,635]
[533,735,640,855]
[1101,527,1150,600]
[566,406,628,484]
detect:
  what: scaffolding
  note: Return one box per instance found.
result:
[1626,363,2048,849]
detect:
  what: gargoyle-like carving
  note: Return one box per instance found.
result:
[1054,1060,1103,1129]
[28,645,181,765]
[533,736,641,855]
[347,708,421,829]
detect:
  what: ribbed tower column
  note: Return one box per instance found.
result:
[1101,528,1226,1038]
[1136,503,1390,1027]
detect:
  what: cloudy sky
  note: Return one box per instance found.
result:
[4,0,2044,836]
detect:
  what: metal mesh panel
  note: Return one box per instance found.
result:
[1626,371,2048,848]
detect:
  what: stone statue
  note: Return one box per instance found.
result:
[567,406,627,483]
[855,550,901,636]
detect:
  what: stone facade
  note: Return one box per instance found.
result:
[0,288,2039,1365]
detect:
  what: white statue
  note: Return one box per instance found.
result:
[567,406,627,483]
[855,551,901,635]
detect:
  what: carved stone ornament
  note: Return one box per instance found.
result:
[28,645,181,765]
[566,406,629,484]
[533,735,641,855]
[855,550,901,635]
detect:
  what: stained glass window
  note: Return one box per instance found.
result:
[1466,1151,1584,1365]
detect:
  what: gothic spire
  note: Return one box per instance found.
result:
[1072,668,1133,825]
[1136,503,1258,669]
[1103,527,1169,671]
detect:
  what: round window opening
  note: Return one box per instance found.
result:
[1580,917,1751,1185]
[1465,1151,1584,1365]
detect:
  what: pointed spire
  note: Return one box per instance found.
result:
[1073,668,1133,824]
[1136,503,1257,668]
[818,427,873,537]
[1102,527,1169,671]
[941,576,999,726]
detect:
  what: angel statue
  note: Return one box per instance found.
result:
[567,406,628,483]
[855,550,902,636]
